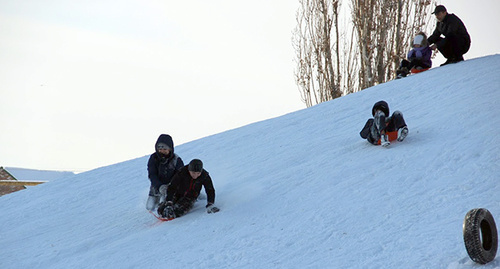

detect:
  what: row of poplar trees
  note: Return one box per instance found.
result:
[293,0,437,107]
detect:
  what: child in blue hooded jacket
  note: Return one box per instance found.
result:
[146,134,184,210]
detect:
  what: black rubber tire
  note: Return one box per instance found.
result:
[463,208,498,264]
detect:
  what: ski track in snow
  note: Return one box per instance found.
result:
[1,55,500,268]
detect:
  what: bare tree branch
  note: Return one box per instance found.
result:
[293,0,436,107]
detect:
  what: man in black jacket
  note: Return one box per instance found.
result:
[158,159,219,218]
[428,5,471,66]
[146,134,184,210]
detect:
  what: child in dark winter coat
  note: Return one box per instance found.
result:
[360,101,409,147]
[146,134,184,211]
[396,32,432,79]
[158,159,219,219]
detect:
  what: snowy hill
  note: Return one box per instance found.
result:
[1,55,499,268]
[5,167,75,182]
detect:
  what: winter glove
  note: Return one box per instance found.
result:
[164,201,176,218]
[206,203,220,214]
[158,201,175,218]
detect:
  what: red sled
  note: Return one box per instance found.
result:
[149,210,174,222]
[410,67,430,74]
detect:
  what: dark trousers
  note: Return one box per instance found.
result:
[385,111,406,132]
[436,36,470,60]
[397,59,430,77]
[400,59,430,70]
[172,197,195,217]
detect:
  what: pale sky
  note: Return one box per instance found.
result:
[1,0,498,172]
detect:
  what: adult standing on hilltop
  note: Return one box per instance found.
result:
[146,134,184,211]
[427,5,471,66]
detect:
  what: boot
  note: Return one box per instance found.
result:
[396,67,409,79]
[397,126,409,142]
[158,201,176,219]
[163,206,176,219]
[146,195,159,211]
[380,134,390,147]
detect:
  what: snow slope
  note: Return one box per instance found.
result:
[5,167,75,182]
[1,55,499,269]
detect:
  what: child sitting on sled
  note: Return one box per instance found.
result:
[396,32,432,79]
[360,101,409,147]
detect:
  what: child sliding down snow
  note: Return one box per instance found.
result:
[157,159,219,219]
[359,101,409,147]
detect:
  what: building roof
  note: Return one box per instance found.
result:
[0,167,25,196]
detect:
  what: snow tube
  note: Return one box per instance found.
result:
[463,208,498,264]
[410,67,430,74]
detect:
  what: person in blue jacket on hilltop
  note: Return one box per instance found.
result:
[146,134,184,211]
[396,32,433,79]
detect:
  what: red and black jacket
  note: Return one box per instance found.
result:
[166,166,216,204]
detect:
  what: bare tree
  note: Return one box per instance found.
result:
[293,0,436,107]
[293,0,342,107]
[350,0,436,87]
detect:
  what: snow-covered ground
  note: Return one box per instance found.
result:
[5,167,74,182]
[1,55,499,268]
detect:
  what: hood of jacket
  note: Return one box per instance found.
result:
[372,101,390,116]
[155,134,175,155]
